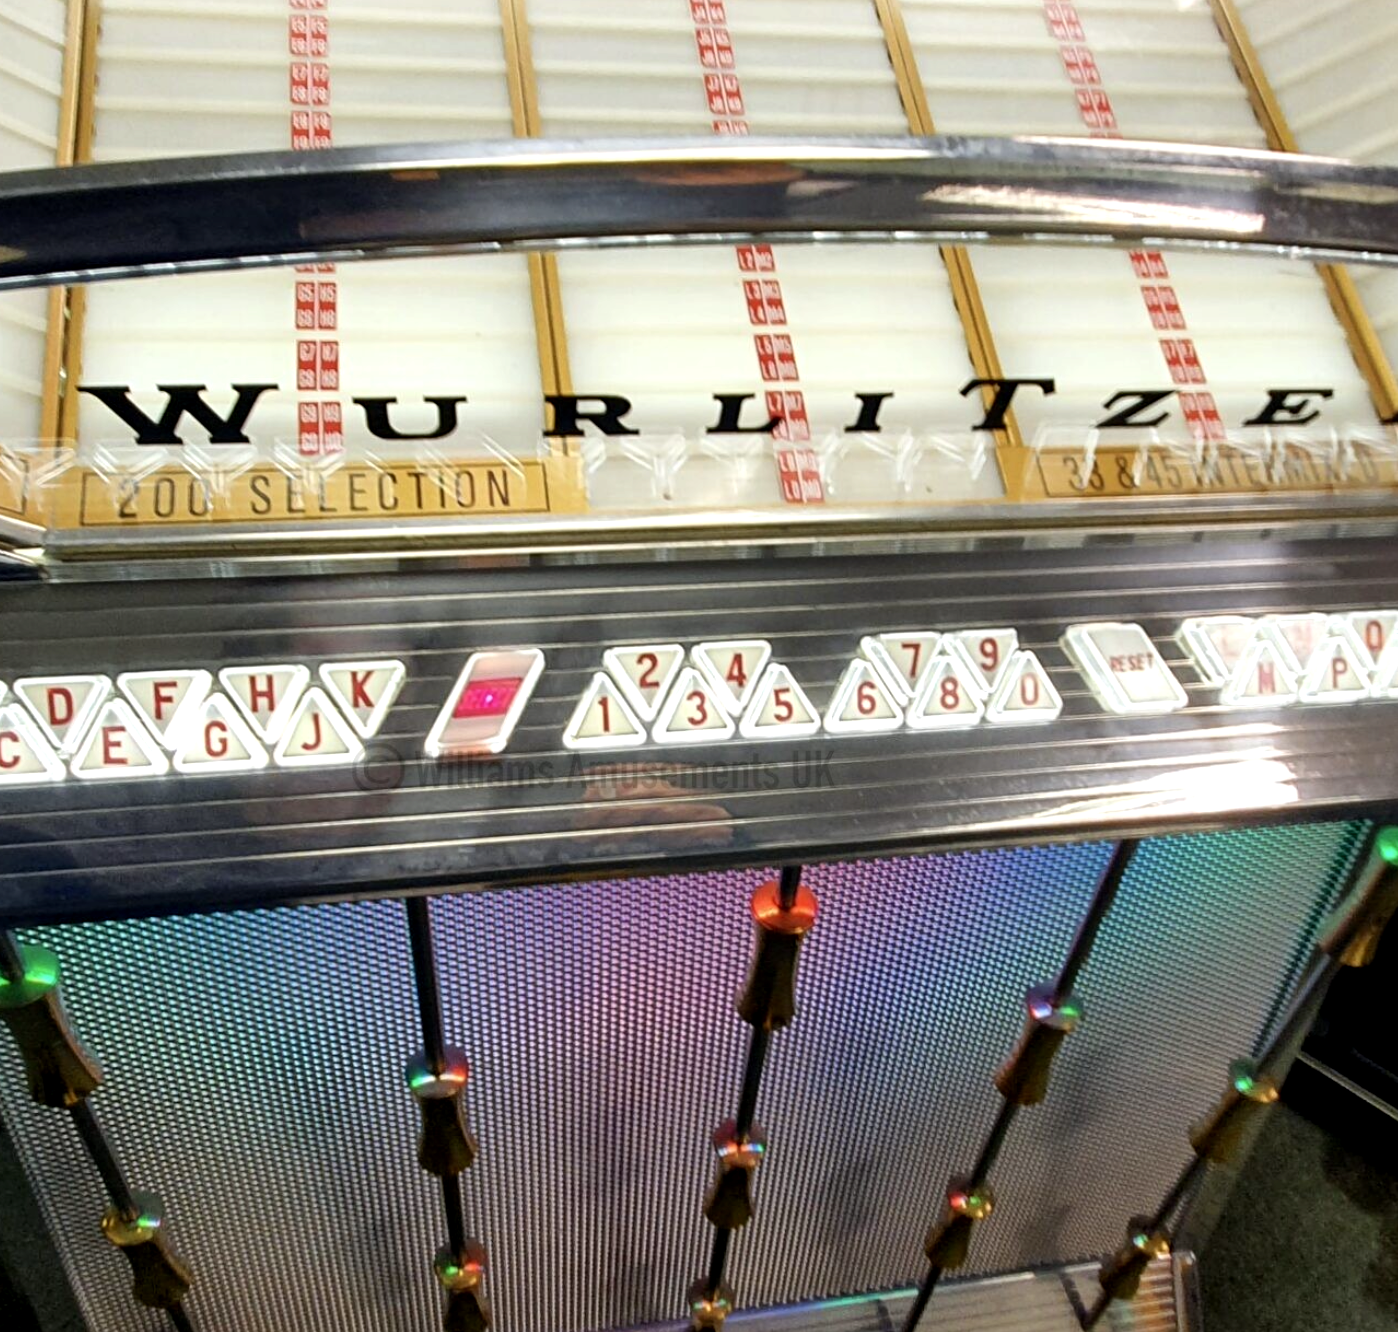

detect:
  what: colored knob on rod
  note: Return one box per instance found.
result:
[1318,829,1398,968]
[407,1047,477,1178]
[1187,1059,1280,1166]
[703,1120,766,1230]
[1097,1218,1171,1305]
[994,984,1082,1107]
[736,878,817,1031]
[436,1240,490,1332]
[924,1178,996,1270]
[688,1279,735,1331]
[0,945,102,1108]
[101,1193,193,1310]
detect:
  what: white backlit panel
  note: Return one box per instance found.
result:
[76,1,542,454]
[1235,0,1398,404]
[902,0,1376,447]
[528,0,1002,510]
[0,0,66,444]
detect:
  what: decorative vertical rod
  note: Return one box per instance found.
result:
[404,897,489,1332]
[689,865,817,1331]
[902,841,1139,1331]
[1078,827,1398,1329]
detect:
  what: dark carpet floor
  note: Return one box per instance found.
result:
[1202,1096,1398,1330]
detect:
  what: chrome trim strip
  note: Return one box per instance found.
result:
[2,136,1398,290]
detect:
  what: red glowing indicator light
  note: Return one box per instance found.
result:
[453,677,522,719]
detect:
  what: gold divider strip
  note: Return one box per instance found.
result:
[1210,0,1398,422]
[56,0,100,444]
[871,0,1028,500]
[498,0,575,472]
[41,0,89,444]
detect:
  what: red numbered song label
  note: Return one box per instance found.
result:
[219,664,311,743]
[1259,613,1332,675]
[0,703,65,785]
[1062,623,1188,716]
[603,644,685,722]
[424,648,546,759]
[273,687,364,767]
[861,632,941,702]
[986,652,1062,724]
[905,655,984,731]
[825,659,904,735]
[318,660,405,738]
[117,669,213,750]
[653,666,736,744]
[946,629,1019,695]
[1219,639,1298,709]
[1334,611,1398,671]
[1177,617,1258,686]
[173,693,271,774]
[692,641,772,715]
[739,663,820,739]
[1298,635,1370,704]
[70,700,170,780]
[13,675,111,755]
[562,673,646,751]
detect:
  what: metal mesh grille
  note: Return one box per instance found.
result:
[0,824,1362,1332]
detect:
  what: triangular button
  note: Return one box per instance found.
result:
[1219,640,1298,708]
[1260,614,1331,674]
[740,663,820,738]
[0,703,66,785]
[13,675,111,756]
[906,654,985,730]
[824,658,904,734]
[1335,611,1398,671]
[318,660,405,738]
[946,629,1018,695]
[1299,635,1370,704]
[986,651,1062,723]
[862,632,941,702]
[117,669,212,750]
[1177,616,1257,685]
[71,700,170,780]
[653,666,736,743]
[603,644,684,722]
[563,673,647,750]
[273,687,364,767]
[218,664,310,743]
[173,693,270,773]
[692,640,771,715]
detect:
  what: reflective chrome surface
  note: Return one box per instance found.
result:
[3,136,1398,290]
[2,535,1396,925]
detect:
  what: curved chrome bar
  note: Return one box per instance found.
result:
[1,135,1397,290]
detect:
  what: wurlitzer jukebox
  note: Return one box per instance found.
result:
[3,3,1398,1332]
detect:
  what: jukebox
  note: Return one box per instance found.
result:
[1,2,1397,1331]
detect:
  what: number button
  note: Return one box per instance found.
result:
[652,667,736,744]
[692,640,772,715]
[945,629,1018,695]
[563,673,646,750]
[861,632,941,702]
[603,644,685,722]
[740,663,820,739]
[985,651,1062,724]
[905,654,984,730]
[825,659,904,734]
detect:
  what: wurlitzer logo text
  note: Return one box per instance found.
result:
[74,380,1365,444]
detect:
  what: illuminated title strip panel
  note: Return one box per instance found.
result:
[67,0,565,529]
[899,0,1379,483]
[1233,0,1398,410]
[0,0,69,467]
[525,0,1005,511]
